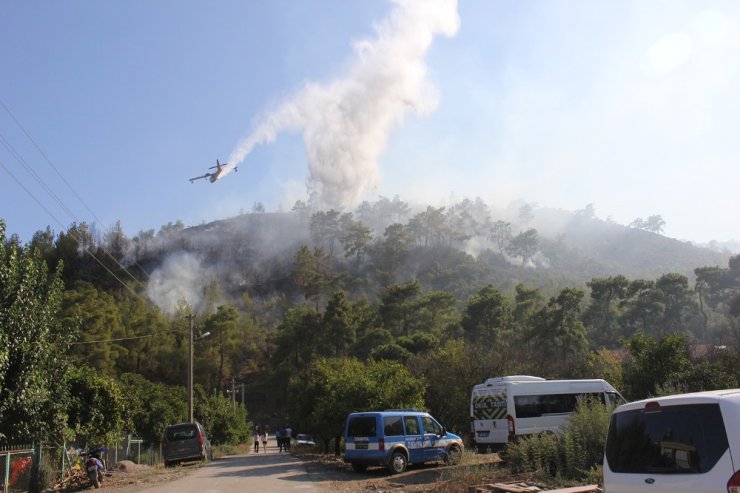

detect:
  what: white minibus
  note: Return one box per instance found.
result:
[470,375,625,452]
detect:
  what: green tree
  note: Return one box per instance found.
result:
[511,284,542,328]
[103,220,130,263]
[621,333,692,400]
[378,223,413,272]
[506,229,539,265]
[322,291,356,357]
[407,206,447,247]
[197,389,251,446]
[379,281,421,337]
[114,294,170,378]
[309,210,341,256]
[518,203,535,226]
[119,373,187,443]
[339,217,373,268]
[0,221,70,442]
[275,304,322,372]
[694,265,723,339]
[389,195,410,223]
[644,214,666,234]
[410,340,516,435]
[655,273,697,336]
[291,245,327,308]
[65,365,127,444]
[415,291,459,336]
[61,282,126,376]
[460,284,511,345]
[584,275,629,347]
[370,343,412,363]
[528,288,589,377]
[488,220,512,253]
[203,305,241,392]
[619,279,663,338]
[288,358,425,452]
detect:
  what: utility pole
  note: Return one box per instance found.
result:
[241,383,245,407]
[187,313,196,423]
[231,376,236,410]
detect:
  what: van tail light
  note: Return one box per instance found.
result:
[507,415,515,441]
[198,432,204,447]
[379,438,385,452]
[644,401,662,414]
[728,470,740,493]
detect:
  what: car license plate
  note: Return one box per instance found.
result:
[356,442,368,449]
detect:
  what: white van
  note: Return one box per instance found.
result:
[603,389,740,493]
[470,375,624,452]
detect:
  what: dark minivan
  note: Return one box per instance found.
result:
[162,421,212,467]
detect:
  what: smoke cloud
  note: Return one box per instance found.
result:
[226,0,460,208]
[146,251,210,315]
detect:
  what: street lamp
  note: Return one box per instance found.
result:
[187,314,210,423]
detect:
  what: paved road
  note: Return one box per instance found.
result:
[139,440,330,493]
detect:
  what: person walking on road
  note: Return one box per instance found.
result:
[253,427,260,453]
[261,430,268,453]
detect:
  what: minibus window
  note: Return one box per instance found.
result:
[514,393,604,418]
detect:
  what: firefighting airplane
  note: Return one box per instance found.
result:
[189,160,236,183]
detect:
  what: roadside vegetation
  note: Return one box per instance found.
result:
[504,399,612,483]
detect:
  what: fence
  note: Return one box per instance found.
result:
[0,437,162,493]
[0,444,35,493]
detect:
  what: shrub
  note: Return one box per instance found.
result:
[503,398,612,481]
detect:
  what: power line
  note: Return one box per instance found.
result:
[1,99,102,233]
[69,334,154,345]
[0,100,150,289]
[0,130,148,287]
[0,156,141,300]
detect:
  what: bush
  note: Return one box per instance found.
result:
[503,398,613,481]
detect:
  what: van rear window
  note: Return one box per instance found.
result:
[166,425,198,441]
[348,417,377,437]
[605,403,728,474]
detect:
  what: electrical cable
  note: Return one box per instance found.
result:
[69,334,153,345]
[0,156,142,300]
[1,98,151,279]
[0,109,149,291]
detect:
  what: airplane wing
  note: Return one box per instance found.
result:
[189,173,210,183]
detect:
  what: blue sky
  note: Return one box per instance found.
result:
[2,0,739,246]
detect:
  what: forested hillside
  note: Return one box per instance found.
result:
[1,197,739,457]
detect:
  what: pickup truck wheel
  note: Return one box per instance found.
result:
[388,451,407,474]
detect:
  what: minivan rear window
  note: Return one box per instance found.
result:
[348,417,377,437]
[605,403,728,474]
[166,424,198,441]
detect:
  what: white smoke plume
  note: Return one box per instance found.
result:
[147,251,211,315]
[226,0,460,208]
